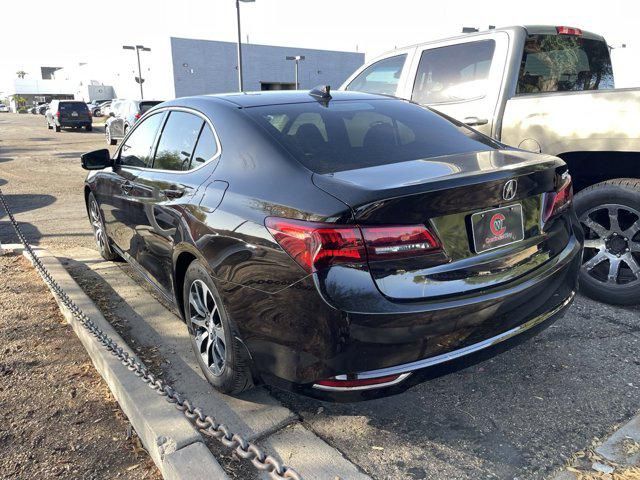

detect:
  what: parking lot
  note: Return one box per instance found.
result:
[1,112,640,479]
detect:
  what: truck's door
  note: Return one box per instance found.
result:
[401,32,510,137]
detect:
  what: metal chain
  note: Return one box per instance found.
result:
[0,188,302,480]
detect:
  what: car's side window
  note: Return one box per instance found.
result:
[190,125,218,169]
[152,111,203,171]
[119,113,164,168]
[411,40,496,105]
[346,54,407,95]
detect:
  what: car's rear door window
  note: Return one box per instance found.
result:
[247,99,501,174]
[190,125,218,168]
[345,54,407,95]
[411,40,496,105]
[140,101,162,114]
[153,111,203,171]
[60,102,89,112]
[119,113,164,168]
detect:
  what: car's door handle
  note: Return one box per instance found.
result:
[463,116,489,127]
[161,188,184,199]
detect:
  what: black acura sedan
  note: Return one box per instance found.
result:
[81,88,583,401]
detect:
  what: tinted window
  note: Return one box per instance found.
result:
[119,113,164,167]
[346,54,407,95]
[412,40,495,105]
[153,111,203,171]
[247,100,500,174]
[59,102,88,112]
[140,101,162,114]
[190,126,218,168]
[517,34,614,94]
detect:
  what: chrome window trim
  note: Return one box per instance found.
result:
[115,105,223,175]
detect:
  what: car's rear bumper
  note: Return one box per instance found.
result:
[223,225,582,399]
[58,119,91,127]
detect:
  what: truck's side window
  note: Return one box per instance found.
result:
[516,35,614,94]
[411,40,496,105]
[346,54,407,95]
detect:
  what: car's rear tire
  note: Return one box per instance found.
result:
[55,125,61,132]
[88,192,119,261]
[106,126,116,145]
[85,125,92,132]
[47,121,52,130]
[575,179,640,305]
[183,261,254,394]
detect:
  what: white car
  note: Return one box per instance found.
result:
[0,104,9,113]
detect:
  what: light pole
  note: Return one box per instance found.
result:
[285,55,305,90]
[123,45,151,99]
[236,0,255,92]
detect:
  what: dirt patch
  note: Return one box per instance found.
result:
[0,253,160,479]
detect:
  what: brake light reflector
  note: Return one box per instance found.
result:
[361,225,441,260]
[556,26,583,36]
[266,218,443,273]
[543,174,573,222]
[315,375,402,388]
[265,218,365,273]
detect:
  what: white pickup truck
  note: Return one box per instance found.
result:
[341,25,640,305]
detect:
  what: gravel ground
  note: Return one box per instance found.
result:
[0,252,159,479]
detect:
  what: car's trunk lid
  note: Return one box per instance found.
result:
[313,149,571,300]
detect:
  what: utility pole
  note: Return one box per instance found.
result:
[236,0,255,92]
[122,45,151,99]
[286,56,305,90]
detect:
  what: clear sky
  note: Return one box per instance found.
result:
[1,0,638,89]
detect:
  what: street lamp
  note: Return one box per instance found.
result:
[285,55,305,90]
[122,44,151,99]
[236,0,255,92]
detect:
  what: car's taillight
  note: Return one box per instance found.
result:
[87,110,92,118]
[361,225,441,261]
[55,111,60,118]
[134,113,141,120]
[556,26,583,36]
[542,174,573,222]
[265,218,442,273]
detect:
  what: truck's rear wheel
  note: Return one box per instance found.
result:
[575,179,640,305]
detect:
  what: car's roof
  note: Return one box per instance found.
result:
[202,89,394,108]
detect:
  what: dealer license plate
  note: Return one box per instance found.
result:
[471,204,524,253]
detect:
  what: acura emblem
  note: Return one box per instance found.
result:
[503,179,517,201]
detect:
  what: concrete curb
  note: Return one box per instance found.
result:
[13,245,229,480]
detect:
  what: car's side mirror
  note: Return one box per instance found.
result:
[81,149,113,170]
[109,112,115,117]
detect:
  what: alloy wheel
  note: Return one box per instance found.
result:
[188,279,226,376]
[579,203,640,286]
[90,199,108,253]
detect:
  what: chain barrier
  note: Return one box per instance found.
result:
[0,188,302,480]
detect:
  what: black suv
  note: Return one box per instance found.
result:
[46,100,92,132]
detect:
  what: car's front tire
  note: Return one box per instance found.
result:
[88,192,119,261]
[183,261,254,394]
[575,179,640,305]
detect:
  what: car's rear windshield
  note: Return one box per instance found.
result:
[140,101,162,114]
[245,99,500,174]
[59,102,88,111]
[517,34,614,94]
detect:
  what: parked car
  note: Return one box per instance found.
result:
[342,25,640,305]
[87,100,110,116]
[45,100,92,132]
[0,104,9,113]
[81,90,582,400]
[105,99,163,145]
[37,103,49,115]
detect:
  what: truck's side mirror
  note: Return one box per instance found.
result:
[81,149,113,170]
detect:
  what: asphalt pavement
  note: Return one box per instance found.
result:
[1,112,639,479]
